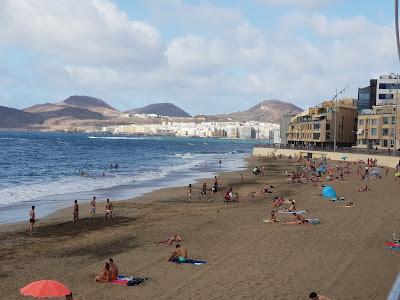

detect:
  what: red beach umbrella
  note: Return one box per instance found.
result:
[20,280,71,298]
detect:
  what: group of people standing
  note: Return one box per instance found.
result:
[28,196,114,235]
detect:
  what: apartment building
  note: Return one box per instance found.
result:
[358,74,400,109]
[356,104,400,149]
[287,99,358,147]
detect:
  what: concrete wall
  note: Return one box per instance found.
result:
[252,147,399,168]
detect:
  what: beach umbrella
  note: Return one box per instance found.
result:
[322,186,337,198]
[20,280,71,298]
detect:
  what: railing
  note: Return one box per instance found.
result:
[253,143,400,157]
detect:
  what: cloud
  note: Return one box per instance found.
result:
[256,0,334,9]
[0,0,397,114]
[0,0,163,67]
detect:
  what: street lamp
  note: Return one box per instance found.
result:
[395,1,400,153]
[332,86,349,151]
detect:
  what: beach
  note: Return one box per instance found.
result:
[1,156,399,299]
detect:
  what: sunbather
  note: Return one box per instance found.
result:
[109,258,118,280]
[95,263,112,283]
[268,210,279,223]
[356,185,370,192]
[285,213,308,225]
[168,244,188,262]
[158,234,182,245]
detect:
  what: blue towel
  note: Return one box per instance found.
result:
[170,258,207,265]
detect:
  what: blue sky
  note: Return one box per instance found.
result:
[0,0,397,114]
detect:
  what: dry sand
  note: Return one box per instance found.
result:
[1,156,399,300]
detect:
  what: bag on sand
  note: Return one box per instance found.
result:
[127,277,147,286]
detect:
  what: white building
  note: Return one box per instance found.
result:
[373,74,400,106]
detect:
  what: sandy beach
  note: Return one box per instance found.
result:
[1,156,399,299]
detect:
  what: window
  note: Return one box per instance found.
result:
[366,119,370,125]
[362,139,367,145]
[383,140,388,147]
[371,128,377,136]
[392,117,396,125]
[374,140,380,145]
[326,124,330,130]
[359,119,364,125]
[383,128,389,136]
[313,123,320,130]
[379,94,394,100]
[383,117,389,124]
[371,119,377,125]
[313,133,320,140]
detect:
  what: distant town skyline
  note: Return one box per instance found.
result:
[0,0,397,115]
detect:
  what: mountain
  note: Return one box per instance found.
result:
[38,107,105,120]
[0,106,43,128]
[61,95,115,110]
[211,100,302,124]
[127,103,191,118]
[24,95,119,116]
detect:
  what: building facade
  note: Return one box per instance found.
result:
[279,114,293,145]
[286,99,358,147]
[359,74,400,108]
[356,104,400,150]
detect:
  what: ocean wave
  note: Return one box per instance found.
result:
[88,136,149,140]
[0,159,202,206]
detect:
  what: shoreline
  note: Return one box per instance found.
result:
[2,155,399,299]
[0,149,250,225]
[0,157,250,231]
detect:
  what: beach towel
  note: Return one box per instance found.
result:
[112,276,148,286]
[170,258,207,265]
[306,218,320,225]
[278,210,306,214]
[385,242,400,247]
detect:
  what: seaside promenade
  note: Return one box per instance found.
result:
[253,145,400,168]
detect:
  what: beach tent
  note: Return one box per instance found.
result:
[370,168,381,177]
[316,165,327,174]
[322,186,337,198]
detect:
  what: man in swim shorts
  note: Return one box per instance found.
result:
[90,196,96,217]
[168,244,188,262]
[105,199,113,221]
[29,206,36,236]
[108,258,118,280]
[73,200,79,224]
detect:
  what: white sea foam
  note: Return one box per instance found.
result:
[88,136,152,140]
[0,158,203,206]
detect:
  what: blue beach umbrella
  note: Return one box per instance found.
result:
[322,186,337,198]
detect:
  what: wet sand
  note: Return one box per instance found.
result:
[1,156,399,299]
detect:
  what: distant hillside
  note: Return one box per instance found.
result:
[211,100,302,124]
[38,107,105,120]
[127,103,191,118]
[61,95,115,110]
[0,106,43,128]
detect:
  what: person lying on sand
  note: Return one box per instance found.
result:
[95,263,112,283]
[264,210,279,223]
[109,258,118,280]
[284,213,308,225]
[356,185,370,192]
[272,197,284,207]
[158,234,182,245]
[168,244,188,262]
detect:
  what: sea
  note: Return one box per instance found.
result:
[0,131,258,224]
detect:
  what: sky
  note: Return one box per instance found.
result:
[0,0,398,115]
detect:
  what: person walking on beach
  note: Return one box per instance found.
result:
[201,183,207,197]
[187,184,192,199]
[73,200,79,224]
[28,206,36,236]
[105,199,113,221]
[90,196,96,217]
[219,160,222,167]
